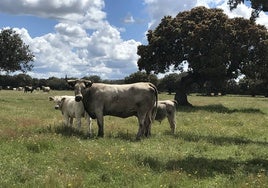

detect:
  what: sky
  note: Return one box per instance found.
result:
[0,0,267,80]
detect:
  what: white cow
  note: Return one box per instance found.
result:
[49,95,92,135]
[154,100,177,134]
[67,80,158,139]
[42,86,51,92]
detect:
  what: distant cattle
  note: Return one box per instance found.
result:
[67,79,158,140]
[154,100,177,134]
[24,86,34,93]
[15,87,23,91]
[42,86,50,92]
[49,95,92,135]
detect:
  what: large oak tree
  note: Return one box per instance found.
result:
[137,6,268,105]
[0,28,34,73]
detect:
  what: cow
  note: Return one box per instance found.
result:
[49,95,92,135]
[67,79,158,140]
[24,86,34,93]
[42,86,51,92]
[154,100,177,134]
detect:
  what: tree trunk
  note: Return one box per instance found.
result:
[174,89,192,106]
[174,72,201,107]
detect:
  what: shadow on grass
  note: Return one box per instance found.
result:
[40,124,139,141]
[135,155,268,178]
[175,131,268,146]
[178,104,264,114]
[41,124,94,139]
[107,131,138,142]
[166,156,268,178]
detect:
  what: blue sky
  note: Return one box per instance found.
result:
[0,0,267,79]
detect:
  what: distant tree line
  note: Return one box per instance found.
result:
[0,72,266,97]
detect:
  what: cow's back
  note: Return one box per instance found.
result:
[83,82,157,118]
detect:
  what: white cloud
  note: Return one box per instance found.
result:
[256,11,268,28]
[1,0,141,79]
[217,0,268,28]
[144,0,268,29]
[144,0,198,29]
[196,0,225,7]
[123,14,135,24]
[0,0,106,24]
[218,1,252,19]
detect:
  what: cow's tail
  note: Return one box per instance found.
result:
[173,99,178,111]
[150,83,158,121]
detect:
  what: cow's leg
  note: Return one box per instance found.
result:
[76,117,82,130]
[136,112,146,140]
[69,117,73,127]
[85,113,92,136]
[144,111,153,137]
[167,113,176,134]
[64,115,69,126]
[96,113,104,137]
[143,105,155,137]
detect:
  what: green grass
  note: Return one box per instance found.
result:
[0,90,268,187]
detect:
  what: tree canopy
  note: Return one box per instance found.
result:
[0,28,34,73]
[137,6,268,87]
[137,6,268,105]
[124,71,158,86]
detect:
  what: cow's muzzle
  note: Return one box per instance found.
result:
[55,105,59,110]
[75,95,83,102]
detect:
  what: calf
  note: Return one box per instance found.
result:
[155,100,177,134]
[49,95,92,135]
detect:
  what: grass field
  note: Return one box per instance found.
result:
[0,90,267,187]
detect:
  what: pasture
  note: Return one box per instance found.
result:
[0,90,267,187]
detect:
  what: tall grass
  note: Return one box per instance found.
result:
[0,90,267,187]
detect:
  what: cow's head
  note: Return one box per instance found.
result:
[67,79,92,102]
[49,96,65,110]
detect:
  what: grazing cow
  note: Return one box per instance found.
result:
[49,95,92,135]
[155,100,177,134]
[42,86,50,92]
[67,80,158,140]
[24,86,34,93]
[16,87,24,91]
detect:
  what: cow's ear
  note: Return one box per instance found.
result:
[49,96,54,101]
[85,80,93,87]
[61,97,66,102]
[67,80,76,87]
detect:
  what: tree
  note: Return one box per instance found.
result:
[137,6,268,105]
[14,74,33,87]
[82,75,102,83]
[228,0,268,21]
[124,71,158,86]
[0,28,34,73]
[47,77,68,90]
[158,73,180,94]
